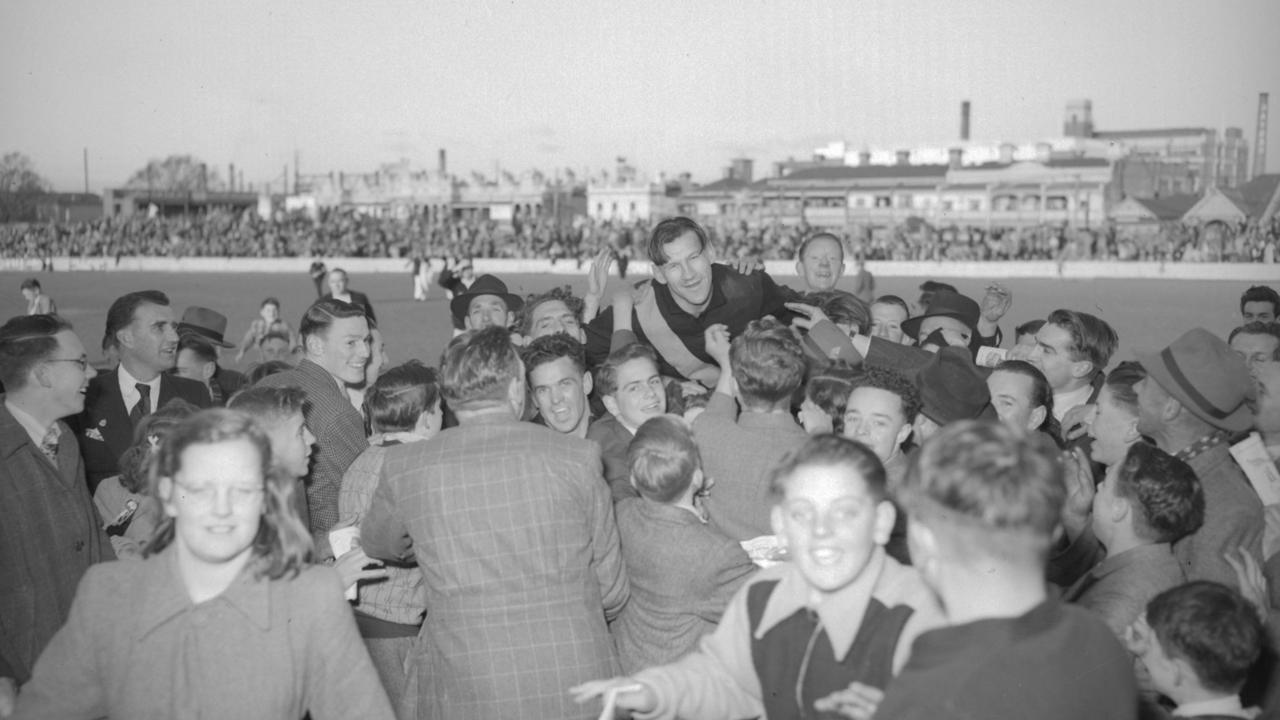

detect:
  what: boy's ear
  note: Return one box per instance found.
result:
[582,371,594,397]
[873,499,896,546]
[601,394,619,418]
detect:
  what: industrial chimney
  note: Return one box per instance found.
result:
[961,101,971,142]
[438,149,447,177]
[1256,93,1269,178]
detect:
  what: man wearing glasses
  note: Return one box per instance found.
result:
[0,314,115,711]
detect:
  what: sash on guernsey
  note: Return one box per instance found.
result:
[633,283,721,387]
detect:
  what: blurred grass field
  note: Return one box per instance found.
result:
[0,269,1252,372]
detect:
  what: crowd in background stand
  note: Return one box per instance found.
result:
[1,209,1276,264]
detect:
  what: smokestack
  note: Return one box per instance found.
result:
[229,163,235,191]
[83,148,89,194]
[857,149,871,166]
[895,150,910,166]
[961,101,971,142]
[948,147,964,169]
[1256,93,1269,178]
[438,149,447,176]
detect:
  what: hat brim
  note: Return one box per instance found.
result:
[1134,349,1254,433]
[900,311,977,343]
[450,292,525,323]
[178,325,235,349]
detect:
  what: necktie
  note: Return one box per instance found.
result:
[130,383,152,427]
[39,424,60,465]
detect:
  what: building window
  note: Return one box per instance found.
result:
[967,198,982,212]
[874,196,892,208]
[896,195,913,209]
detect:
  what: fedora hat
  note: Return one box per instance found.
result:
[449,274,525,323]
[901,289,981,342]
[916,345,991,425]
[1134,327,1255,433]
[178,306,235,348]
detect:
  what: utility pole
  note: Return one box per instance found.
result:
[82,148,89,194]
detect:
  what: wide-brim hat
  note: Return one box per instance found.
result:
[449,274,524,323]
[901,289,981,342]
[1134,327,1255,433]
[178,306,235,348]
[916,345,991,424]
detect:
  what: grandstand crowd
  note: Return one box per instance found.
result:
[1,206,1277,265]
[3,216,1280,719]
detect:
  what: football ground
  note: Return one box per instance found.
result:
[0,270,1250,371]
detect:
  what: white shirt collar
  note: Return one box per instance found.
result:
[1052,384,1094,422]
[4,399,55,447]
[118,364,161,414]
[1172,695,1248,718]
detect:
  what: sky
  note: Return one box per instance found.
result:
[3,0,1278,193]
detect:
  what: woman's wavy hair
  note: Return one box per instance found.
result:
[144,408,313,578]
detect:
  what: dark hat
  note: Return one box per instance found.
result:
[449,274,524,323]
[901,290,981,343]
[178,306,235,348]
[916,346,991,425]
[1134,327,1255,433]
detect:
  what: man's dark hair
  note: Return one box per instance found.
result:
[178,333,218,364]
[1015,319,1045,340]
[767,434,887,502]
[1112,442,1204,544]
[731,318,807,408]
[299,297,366,342]
[1045,309,1119,372]
[227,384,307,426]
[19,278,41,292]
[103,290,169,352]
[1240,285,1280,316]
[1147,581,1263,695]
[595,342,659,398]
[518,286,584,336]
[1103,361,1146,413]
[1227,321,1280,359]
[521,332,587,376]
[440,326,522,409]
[364,360,440,434]
[628,415,702,503]
[646,216,710,266]
[803,291,870,335]
[993,359,1058,437]
[851,367,922,425]
[919,280,958,294]
[248,360,293,384]
[0,314,73,390]
[804,372,857,435]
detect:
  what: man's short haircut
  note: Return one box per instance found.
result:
[993,360,1058,436]
[1227,321,1280,358]
[178,333,217,364]
[521,331,586,376]
[1112,442,1204,544]
[804,372,857,435]
[440,326,522,409]
[627,415,702,503]
[0,314,73,390]
[261,296,281,309]
[227,385,307,427]
[646,216,710,266]
[896,420,1064,557]
[1015,319,1046,339]
[919,280,958,295]
[1240,285,1280,316]
[797,232,845,261]
[329,267,348,279]
[1044,308,1119,371]
[19,278,41,292]
[803,291,870,335]
[1102,361,1147,413]
[103,290,169,352]
[871,295,910,317]
[363,360,440,434]
[852,367,922,425]
[595,342,659,398]
[518,285,584,336]
[299,297,366,342]
[1147,581,1263,695]
[248,360,293,384]
[766,434,887,502]
[259,329,292,348]
[731,317,807,407]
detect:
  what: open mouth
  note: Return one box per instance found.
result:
[809,547,844,565]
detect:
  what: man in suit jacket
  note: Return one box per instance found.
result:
[0,314,114,701]
[324,267,376,325]
[257,297,370,555]
[72,290,210,491]
[362,326,629,720]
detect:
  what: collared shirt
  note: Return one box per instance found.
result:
[117,364,160,416]
[1053,384,1094,423]
[4,399,54,448]
[1172,695,1249,718]
[753,547,887,662]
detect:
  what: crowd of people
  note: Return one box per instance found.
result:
[2,217,1280,719]
[1,206,1276,266]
